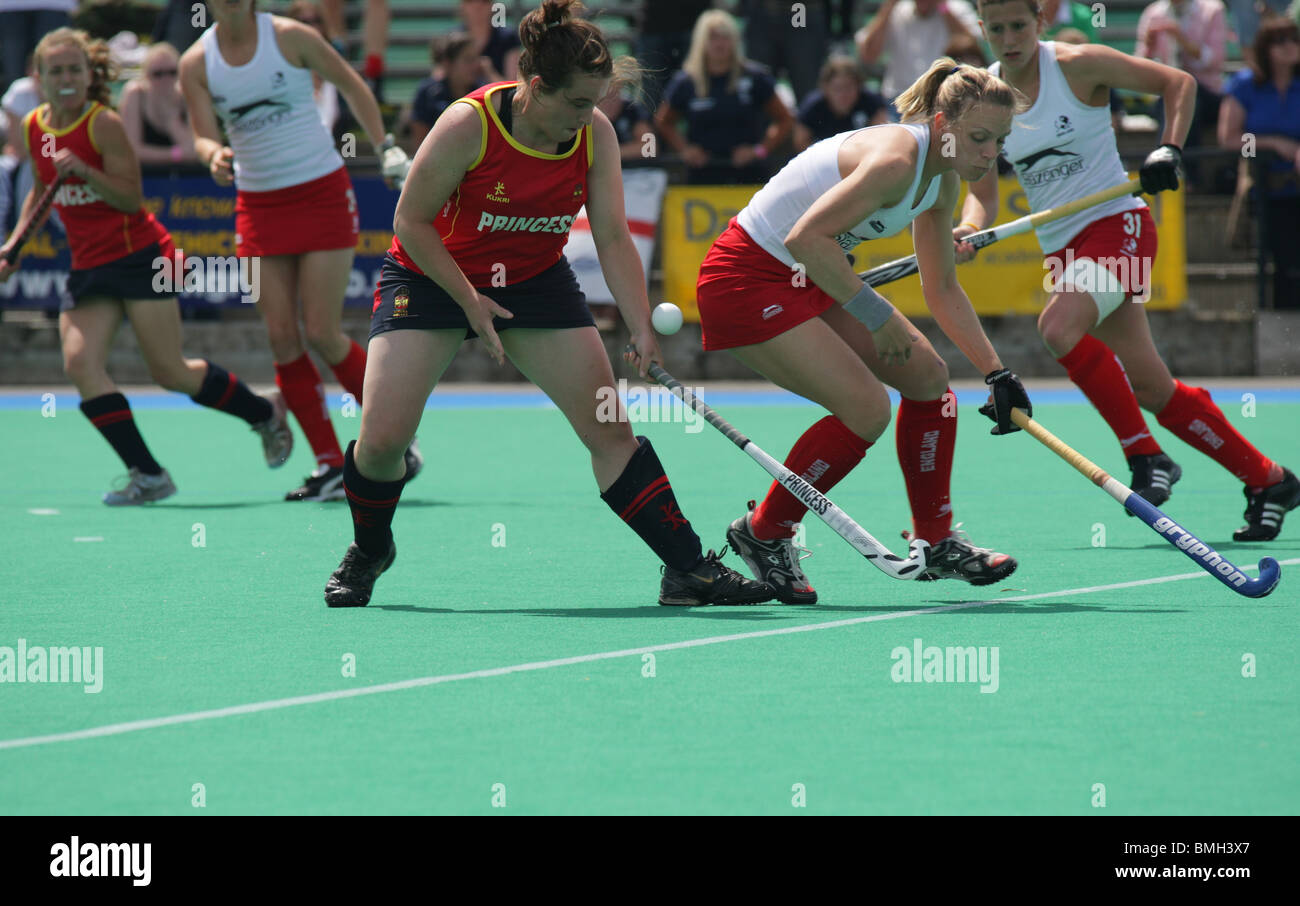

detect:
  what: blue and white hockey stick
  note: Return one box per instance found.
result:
[1011,408,1280,598]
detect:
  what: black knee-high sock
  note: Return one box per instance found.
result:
[344,441,404,555]
[600,436,703,572]
[190,361,273,426]
[80,393,163,475]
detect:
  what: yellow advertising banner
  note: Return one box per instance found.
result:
[661,177,1187,322]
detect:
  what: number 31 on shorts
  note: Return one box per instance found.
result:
[1123,211,1141,237]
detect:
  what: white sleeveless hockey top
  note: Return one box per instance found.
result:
[736,122,942,269]
[991,42,1143,253]
[201,12,343,191]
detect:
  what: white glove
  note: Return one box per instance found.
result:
[379,135,410,190]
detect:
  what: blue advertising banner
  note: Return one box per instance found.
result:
[0,174,400,309]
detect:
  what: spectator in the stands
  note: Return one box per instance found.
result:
[286,1,341,132]
[0,0,75,94]
[739,0,832,103]
[793,55,887,151]
[655,9,794,185]
[598,87,655,161]
[461,0,520,82]
[406,32,484,151]
[1219,15,1300,308]
[1,55,43,230]
[1040,0,1099,41]
[1225,0,1290,66]
[150,0,207,55]
[119,42,197,168]
[943,30,988,66]
[856,0,982,109]
[1137,0,1227,154]
[636,0,711,111]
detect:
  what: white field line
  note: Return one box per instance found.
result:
[1,558,1294,752]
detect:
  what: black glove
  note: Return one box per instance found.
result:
[979,368,1031,435]
[1139,144,1182,194]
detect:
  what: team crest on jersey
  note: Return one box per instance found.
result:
[272,71,285,89]
[393,286,409,317]
[1055,115,1073,137]
[487,181,509,203]
[1121,237,1138,256]
[572,182,584,198]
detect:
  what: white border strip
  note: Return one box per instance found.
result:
[1,559,1293,752]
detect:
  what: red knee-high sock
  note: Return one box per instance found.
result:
[330,340,367,404]
[1057,335,1162,458]
[1156,381,1281,487]
[896,392,957,545]
[276,353,343,469]
[751,416,872,539]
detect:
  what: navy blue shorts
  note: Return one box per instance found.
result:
[64,241,177,310]
[370,254,595,340]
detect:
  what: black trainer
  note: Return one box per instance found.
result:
[1127,452,1181,515]
[903,526,1018,586]
[1234,468,1300,541]
[659,547,775,606]
[725,501,817,604]
[286,464,345,501]
[325,541,397,606]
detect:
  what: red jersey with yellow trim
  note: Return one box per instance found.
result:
[25,102,169,270]
[389,81,593,286]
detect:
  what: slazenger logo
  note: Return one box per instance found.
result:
[1152,517,1247,587]
[225,97,292,134]
[1015,146,1085,187]
[475,212,574,234]
[55,183,102,206]
[49,836,151,886]
[779,473,830,517]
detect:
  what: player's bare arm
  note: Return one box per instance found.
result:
[1059,42,1196,149]
[280,17,386,152]
[915,170,1002,375]
[784,138,915,303]
[72,110,145,212]
[586,111,660,375]
[179,45,234,184]
[394,100,513,362]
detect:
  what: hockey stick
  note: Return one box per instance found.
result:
[856,177,1144,287]
[1010,408,1280,598]
[630,350,930,579]
[2,173,68,266]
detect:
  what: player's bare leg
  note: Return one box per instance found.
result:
[823,302,1016,585]
[722,314,893,601]
[62,300,175,504]
[502,326,771,606]
[258,254,347,498]
[126,297,292,467]
[1099,297,1296,539]
[299,246,422,481]
[326,328,461,606]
